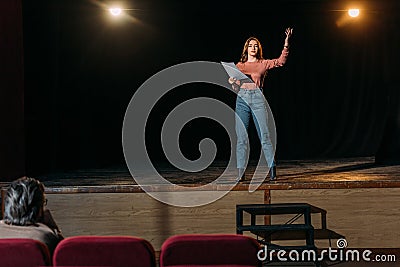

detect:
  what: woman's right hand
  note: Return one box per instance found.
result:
[229,77,240,92]
[228,77,237,84]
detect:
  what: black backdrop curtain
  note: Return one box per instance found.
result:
[0,0,25,181]
[20,0,400,174]
[273,6,393,160]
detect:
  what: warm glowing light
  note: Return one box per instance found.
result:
[348,9,360,18]
[109,7,122,16]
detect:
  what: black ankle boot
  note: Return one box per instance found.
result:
[237,168,245,182]
[269,166,277,181]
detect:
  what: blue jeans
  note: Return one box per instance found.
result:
[235,89,275,169]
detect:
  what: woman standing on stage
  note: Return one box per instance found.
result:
[229,28,293,181]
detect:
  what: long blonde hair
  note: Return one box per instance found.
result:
[240,37,264,63]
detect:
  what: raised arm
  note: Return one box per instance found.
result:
[284,27,293,48]
[264,27,293,69]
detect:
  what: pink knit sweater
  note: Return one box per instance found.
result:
[236,47,289,89]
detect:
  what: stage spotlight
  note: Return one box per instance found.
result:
[348,9,360,18]
[109,7,122,16]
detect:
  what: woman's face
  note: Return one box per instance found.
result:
[247,40,259,57]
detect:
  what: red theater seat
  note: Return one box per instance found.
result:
[53,236,156,267]
[160,234,261,267]
[0,238,51,267]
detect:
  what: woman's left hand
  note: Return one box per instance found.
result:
[284,27,293,46]
[41,209,61,233]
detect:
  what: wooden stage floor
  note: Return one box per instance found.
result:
[25,157,400,194]
[2,157,399,251]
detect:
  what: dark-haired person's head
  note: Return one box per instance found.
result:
[3,177,45,226]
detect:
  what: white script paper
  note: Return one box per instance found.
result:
[221,62,249,81]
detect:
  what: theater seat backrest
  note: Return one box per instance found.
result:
[160,234,261,267]
[53,236,156,267]
[0,238,51,267]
